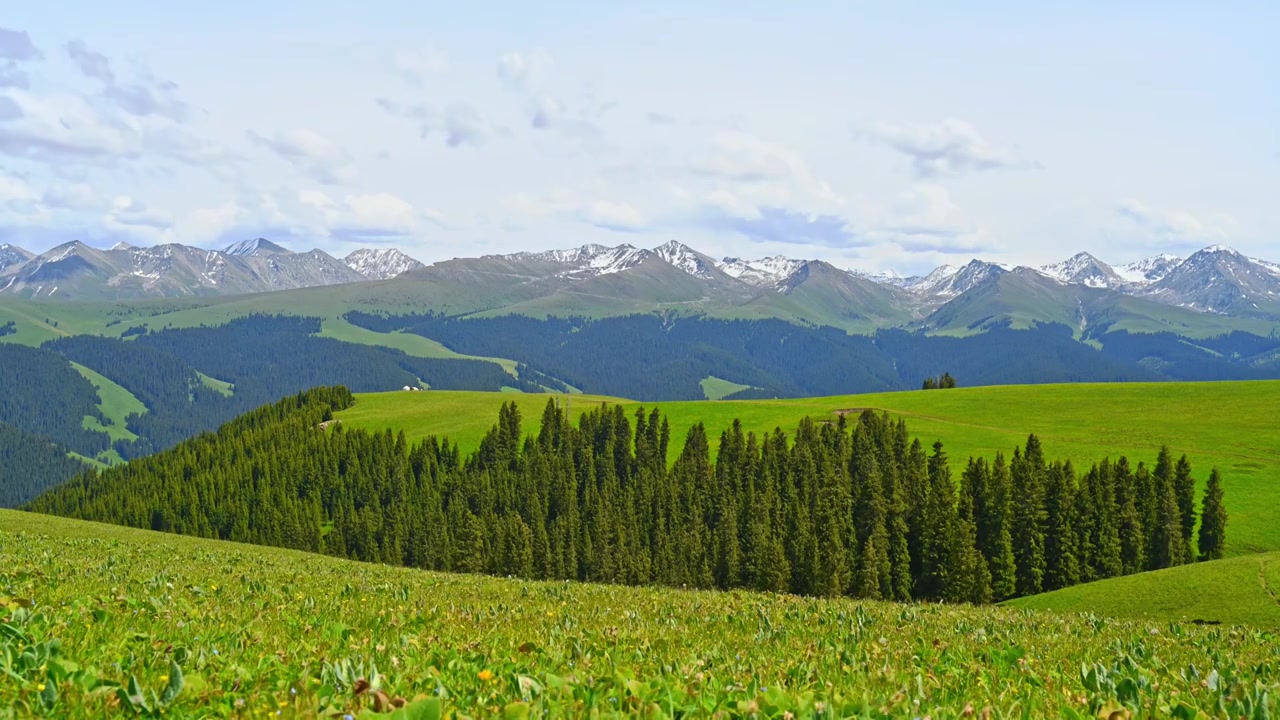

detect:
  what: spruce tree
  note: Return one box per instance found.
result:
[1011,444,1047,597]
[1173,454,1196,556]
[1198,468,1228,561]
[1042,462,1080,591]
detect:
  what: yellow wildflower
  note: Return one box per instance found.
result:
[478,669,494,682]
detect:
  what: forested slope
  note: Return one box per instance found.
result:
[30,387,1227,605]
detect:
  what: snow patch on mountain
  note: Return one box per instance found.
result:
[224,238,291,257]
[1116,254,1183,284]
[654,240,718,279]
[344,248,426,280]
[718,255,806,287]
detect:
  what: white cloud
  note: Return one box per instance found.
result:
[106,195,172,230]
[248,128,355,184]
[0,90,136,161]
[42,182,104,211]
[65,40,189,120]
[867,119,1026,179]
[1116,199,1231,247]
[497,49,550,91]
[0,27,41,61]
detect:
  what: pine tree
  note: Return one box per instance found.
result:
[1198,468,1228,561]
[917,441,956,600]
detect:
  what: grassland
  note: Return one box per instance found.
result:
[68,362,146,460]
[4,509,1280,718]
[699,376,752,400]
[336,381,1280,556]
[1006,551,1280,626]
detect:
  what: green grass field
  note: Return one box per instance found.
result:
[336,381,1280,556]
[700,376,752,400]
[68,361,146,448]
[5,509,1280,718]
[1006,551,1280,626]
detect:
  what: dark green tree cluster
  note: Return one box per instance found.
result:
[922,372,958,390]
[0,320,15,337]
[0,343,111,457]
[0,422,88,507]
[28,389,1227,603]
[346,312,1172,401]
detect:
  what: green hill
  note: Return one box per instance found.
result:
[5,509,1280,717]
[1005,551,1280,626]
[337,380,1280,555]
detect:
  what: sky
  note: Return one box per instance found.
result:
[0,1,1277,275]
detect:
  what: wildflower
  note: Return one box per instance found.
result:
[36,683,46,692]
[478,669,494,681]
[161,675,169,683]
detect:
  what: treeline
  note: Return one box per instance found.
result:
[922,372,957,390]
[0,343,110,456]
[29,388,1227,603]
[0,422,88,507]
[344,312,1167,400]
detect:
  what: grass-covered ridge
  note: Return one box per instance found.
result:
[4,509,1280,718]
[337,380,1280,555]
[1006,550,1280,626]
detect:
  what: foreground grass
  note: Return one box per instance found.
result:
[337,381,1280,556]
[1007,551,1280,626]
[3,510,1280,718]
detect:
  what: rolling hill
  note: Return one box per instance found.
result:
[5,509,1279,716]
[1005,550,1280,626]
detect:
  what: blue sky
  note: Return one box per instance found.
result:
[1,1,1276,274]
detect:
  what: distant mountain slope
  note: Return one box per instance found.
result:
[724,260,920,331]
[0,243,33,274]
[0,240,364,299]
[1141,246,1280,318]
[1038,252,1128,289]
[919,267,1272,338]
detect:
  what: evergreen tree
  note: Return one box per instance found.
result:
[1042,462,1080,591]
[1174,454,1197,557]
[1011,441,1047,597]
[1198,468,1228,561]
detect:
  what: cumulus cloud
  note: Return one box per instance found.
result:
[248,128,355,184]
[65,39,189,120]
[497,49,550,91]
[866,118,1027,179]
[1116,199,1229,247]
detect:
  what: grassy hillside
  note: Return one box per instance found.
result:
[336,380,1280,555]
[1006,551,1280,626]
[4,509,1280,718]
[68,361,145,462]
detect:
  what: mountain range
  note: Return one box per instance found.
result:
[2,237,1278,336]
[0,239,424,298]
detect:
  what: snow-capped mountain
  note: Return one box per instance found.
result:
[1116,254,1183,284]
[344,248,425,280]
[500,243,656,278]
[904,260,1007,297]
[717,255,806,287]
[0,243,34,274]
[654,240,721,280]
[223,238,291,258]
[1038,252,1128,289]
[1141,245,1280,316]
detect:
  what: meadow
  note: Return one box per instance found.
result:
[336,380,1280,556]
[4,509,1280,718]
